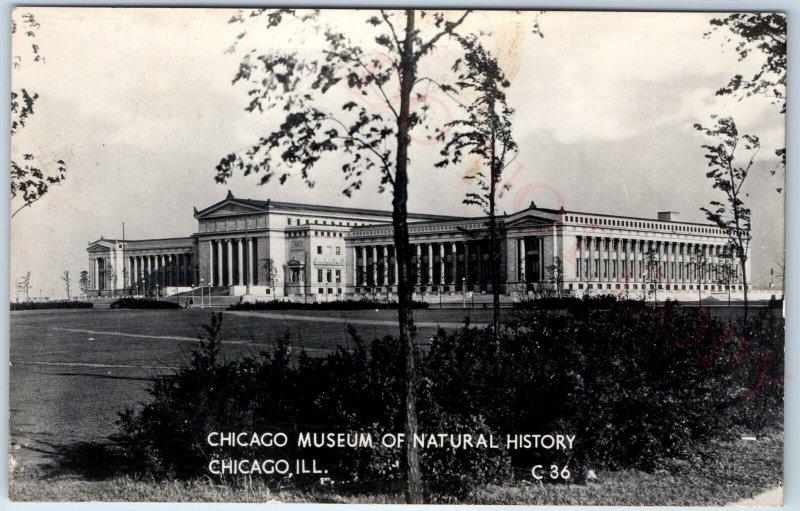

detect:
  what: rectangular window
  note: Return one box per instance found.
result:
[287,218,292,225]
[326,270,332,283]
[317,246,322,254]
[335,270,341,283]
[336,246,341,255]
[317,269,323,282]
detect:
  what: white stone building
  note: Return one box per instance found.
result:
[87,192,750,301]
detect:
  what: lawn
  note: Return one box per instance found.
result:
[8,308,489,473]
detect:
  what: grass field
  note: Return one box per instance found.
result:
[9,307,495,474]
[8,306,783,503]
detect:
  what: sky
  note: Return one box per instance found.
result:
[9,8,786,299]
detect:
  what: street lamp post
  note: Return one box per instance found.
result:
[462,277,466,308]
[155,284,159,301]
[200,278,204,308]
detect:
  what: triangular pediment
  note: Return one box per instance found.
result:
[195,199,267,219]
[505,215,559,229]
[87,240,114,253]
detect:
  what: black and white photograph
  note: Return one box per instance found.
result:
[8,7,786,505]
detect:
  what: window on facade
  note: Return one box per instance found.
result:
[317,269,323,282]
[336,246,341,255]
[287,218,292,225]
[317,246,322,254]
[335,269,341,283]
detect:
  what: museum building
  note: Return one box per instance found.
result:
[86,192,748,301]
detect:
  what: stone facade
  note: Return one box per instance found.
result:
[87,193,751,301]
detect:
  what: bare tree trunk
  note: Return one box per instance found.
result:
[740,258,749,323]
[489,129,500,335]
[394,9,422,504]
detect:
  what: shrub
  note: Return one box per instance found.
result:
[114,305,783,497]
[110,298,181,309]
[10,300,93,310]
[229,298,429,311]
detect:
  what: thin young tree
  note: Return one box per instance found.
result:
[694,116,755,321]
[61,270,72,300]
[215,10,488,501]
[716,244,737,307]
[689,246,708,306]
[78,270,90,298]
[643,246,661,306]
[19,272,32,301]
[436,36,519,335]
[261,258,279,289]
[545,256,564,299]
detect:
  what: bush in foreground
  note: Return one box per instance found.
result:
[114,305,783,498]
[110,298,181,310]
[11,300,93,310]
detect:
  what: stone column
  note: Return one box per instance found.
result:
[451,242,458,284]
[361,246,368,286]
[237,239,244,286]
[519,238,526,283]
[382,245,389,286]
[226,240,234,286]
[439,242,445,286]
[217,241,223,287]
[632,240,638,282]
[352,246,358,286]
[248,239,254,286]
[372,245,378,286]
[427,244,434,285]
[415,244,422,286]
[463,242,470,285]
[208,242,215,286]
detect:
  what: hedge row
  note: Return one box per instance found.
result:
[110,298,181,310]
[11,300,93,310]
[229,298,429,311]
[114,305,783,497]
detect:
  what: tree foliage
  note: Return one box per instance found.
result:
[79,270,90,297]
[11,12,67,218]
[706,13,786,188]
[706,13,786,114]
[694,116,754,316]
[436,36,520,333]
[61,270,72,300]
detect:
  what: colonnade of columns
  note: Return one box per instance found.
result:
[129,253,195,292]
[352,240,491,289]
[207,238,258,287]
[574,236,740,287]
